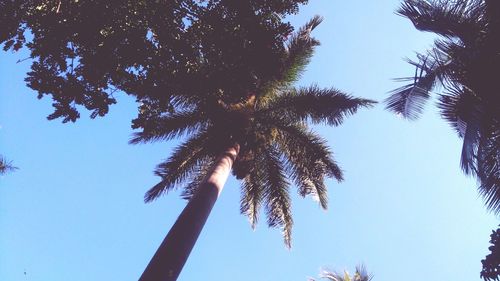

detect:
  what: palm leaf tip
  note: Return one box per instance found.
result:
[129,110,205,144]
[144,181,167,203]
[267,86,375,127]
[181,158,214,201]
[385,85,430,120]
[305,15,324,33]
[386,54,438,120]
[241,171,263,229]
[326,160,344,182]
[142,131,210,203]
[261,146,293,248]
[318,264,372,281]
[129,132,145,144]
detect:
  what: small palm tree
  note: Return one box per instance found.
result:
[136,16,375,280]
[386,0,500,211]
[310,265,373,281]
[0,155,17,175]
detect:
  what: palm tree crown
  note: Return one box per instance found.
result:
[132,16,374,247]
[310,265,373,281]
[386,0,500,212]
[0,155,17,175]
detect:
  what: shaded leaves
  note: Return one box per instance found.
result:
[388,0,500,213]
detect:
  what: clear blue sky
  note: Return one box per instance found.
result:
[1,1,497,280]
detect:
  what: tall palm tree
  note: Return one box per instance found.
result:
[310,265,373,281]
[135,16,375,280]
[0,155,17,175]
[386,0,500,212]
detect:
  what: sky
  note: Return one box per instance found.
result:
[0,1,498,281]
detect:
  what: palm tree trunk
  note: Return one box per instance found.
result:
[139,144,240,281]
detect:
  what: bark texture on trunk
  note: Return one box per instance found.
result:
[139,144,240,281]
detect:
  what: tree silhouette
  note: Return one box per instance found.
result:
[386,0,500,212]
[0,155,17,175]
[482,225,500,281]
[1,2,375,280]
[1,0,308,122]
[136,16,375,280]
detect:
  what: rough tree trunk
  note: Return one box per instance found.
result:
[139,144,240,281]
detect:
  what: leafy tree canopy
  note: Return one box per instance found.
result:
[130,16,375,246]
[386,0,500,211]
[1,0,308,125]
[482,225,500,281]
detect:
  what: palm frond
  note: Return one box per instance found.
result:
[282,15,322,85]
[319,270,346,281]
[319,265,373,281]
[271,122,337,209]
[354,265,373,281]
[270,116,344,181]
[129,109,207,144]
[437,86,482,174]
[460,119,480,175]
[386,54,440,120]
[0,155,17,175]
[398,0,485,43]
[257,15,323,107]
[261,145,293,248]
[180,157,215,200]
[240,164,265,228]
[144,130,211,202]
[263,86,375,126]
[477,127,500,212]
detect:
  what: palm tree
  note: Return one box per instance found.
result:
[135,16,375,280]
[0,155,17,175]
[310,265,373,281]
[386,0,500,212]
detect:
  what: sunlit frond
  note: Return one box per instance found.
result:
[258,15,323,107]
[317,265,373,281]
[281,15,323,85]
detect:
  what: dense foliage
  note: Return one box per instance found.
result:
[1,0,307,124]
[131,16,375,247]
[482,226,500,281]
[1,1,376,246]
[386,0,500,212]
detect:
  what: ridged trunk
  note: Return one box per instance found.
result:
[139,144,240,281]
